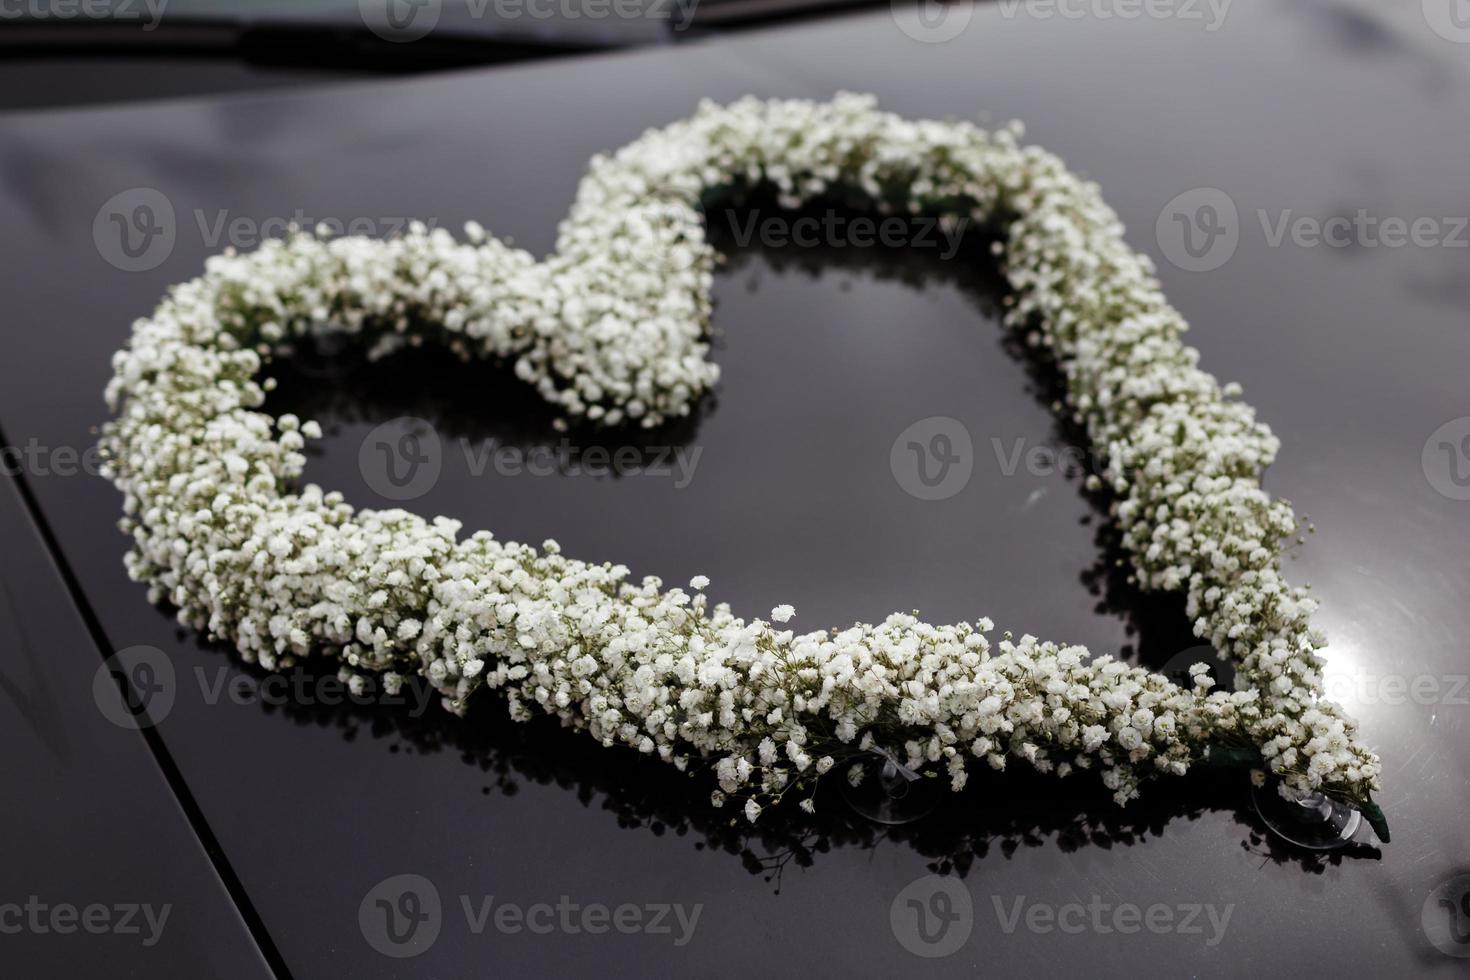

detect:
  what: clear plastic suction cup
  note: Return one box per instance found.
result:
[1252,778,1362,850]
[839,752,941,825]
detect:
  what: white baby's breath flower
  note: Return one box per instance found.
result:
[96,94,1382,829]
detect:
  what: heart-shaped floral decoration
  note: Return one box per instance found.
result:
[101,94,1386,840]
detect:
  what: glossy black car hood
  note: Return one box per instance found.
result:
[2,2,1469,976]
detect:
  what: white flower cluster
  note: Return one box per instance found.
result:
[100,94,1382,827]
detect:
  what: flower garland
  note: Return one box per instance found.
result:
[100,94,1386,838]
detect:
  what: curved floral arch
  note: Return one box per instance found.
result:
[101,94,1384,835]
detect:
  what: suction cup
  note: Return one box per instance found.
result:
[1252,777,1362,850]
[839,752,941,825]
